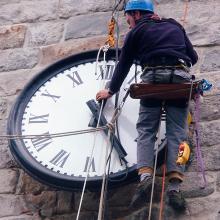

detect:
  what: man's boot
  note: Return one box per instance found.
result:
[130,173,152,209]
[167,190,186,211]
[167,178,186,211]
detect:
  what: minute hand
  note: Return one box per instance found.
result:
[86,99,128,163]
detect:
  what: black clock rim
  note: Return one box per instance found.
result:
[7,49,166,191]
[7,49,141,191]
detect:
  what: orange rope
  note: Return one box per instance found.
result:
[181,0,189,27]
[159,163,166,220]
[105,17,116,47]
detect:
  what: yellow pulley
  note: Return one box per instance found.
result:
[176,141,191,165]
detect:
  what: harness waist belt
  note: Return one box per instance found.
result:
[143,56,189,68]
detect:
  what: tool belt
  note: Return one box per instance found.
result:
[129,81,201,100]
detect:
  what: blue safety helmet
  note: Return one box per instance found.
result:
[125,0,154,13]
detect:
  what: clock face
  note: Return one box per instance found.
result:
[8,50,166,191]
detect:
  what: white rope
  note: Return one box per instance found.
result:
[76,46,109,220]
[96,45,113,220]
[76,101,105,220]
[97,130,112,220]
[77,2,123,217]
[2,126,107,140]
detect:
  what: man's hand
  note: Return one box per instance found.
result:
[96,89,112,101]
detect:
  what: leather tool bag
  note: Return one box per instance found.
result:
[129,82,201,100]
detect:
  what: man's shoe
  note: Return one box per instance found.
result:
[130,177,153,209]
[167,190,186,211]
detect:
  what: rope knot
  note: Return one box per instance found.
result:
[106,122,115,132]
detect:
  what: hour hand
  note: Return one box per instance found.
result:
[86,99,128,163]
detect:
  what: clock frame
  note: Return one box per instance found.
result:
[7,49,165,191]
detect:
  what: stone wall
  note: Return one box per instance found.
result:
[0,0,220,219]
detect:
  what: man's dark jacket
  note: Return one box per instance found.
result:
[109,14,198,94]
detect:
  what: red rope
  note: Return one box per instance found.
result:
[159,163,166,220]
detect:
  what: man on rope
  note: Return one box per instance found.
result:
[96,0,198,211]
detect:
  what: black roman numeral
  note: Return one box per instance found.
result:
[96,64,115,80]
[50,150,70,168]
[67,71,83,87]
[41,90,61,103]
[29,114,49,123]
[83,156,96,172]
[31,132,52,152]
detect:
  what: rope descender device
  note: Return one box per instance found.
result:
[200,79,212,92]
[176,141,191,165]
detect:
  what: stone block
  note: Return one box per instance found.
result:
[187,144,220,172]
[200,95,220,121]
[28,22,64,47]
[0,0,20,5]
[200,48,220,73]
[40,36,106,65]
[217,172,220,192]
[181,172,215,198]
[16,171,50,195]
[0,118,18,169]
[0,68,41,96]
[65,12,111,40]
[200,120,220,147]
[0,1,58,25]
[118,206,159,220]
[0,99,7,120]
[0,214,41,220]
[56,191,73,214]
[58,0,116,18]
[0,24,26,50]
[185,22,220,47]
[0,142,16,169]
[185,195,220,219]
[0,169,18,194]
[74,190,99,211]
[0,195,28,218]
[45,212,97,220]
[0,48,39,72]
[25,191,56,217]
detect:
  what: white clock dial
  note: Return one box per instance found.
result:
[8,50,166,190]
[21,61,140,177]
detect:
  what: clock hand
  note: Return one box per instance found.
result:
[86,99,128,164]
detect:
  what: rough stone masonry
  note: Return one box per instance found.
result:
[0,0,220,219]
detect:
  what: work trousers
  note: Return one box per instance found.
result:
[136,68,191,180]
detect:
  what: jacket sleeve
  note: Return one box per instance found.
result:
[184,33,198,65]
[109,31,135,94]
